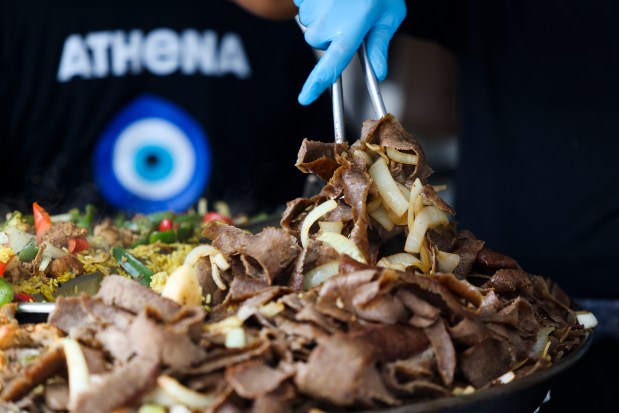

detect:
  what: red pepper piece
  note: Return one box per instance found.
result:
[202,212,233,225]
[33,202,52,243]
[13,292,34,302]
[68,238,90,253]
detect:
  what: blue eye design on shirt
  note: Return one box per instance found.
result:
[94,94,211,213]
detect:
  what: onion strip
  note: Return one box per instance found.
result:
[405,206,449,254]
[365,143,389,163]
[380,253,424,271]
[318,221,344,235]
[303,260,340,290]
[366,196,382,213]
[316,233,367,264]
[386,147,418,165]
[369,157,409,217]
[436,250,461,273]
[300,199,338,249]
[157,375,218,409]
[62,338,90,407]
[407,179,424,234]
[184,244,229,271]
[369,205,394,231]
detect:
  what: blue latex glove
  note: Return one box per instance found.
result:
[295,0,406,105]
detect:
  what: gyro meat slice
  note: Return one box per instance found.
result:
[204,222,301,285]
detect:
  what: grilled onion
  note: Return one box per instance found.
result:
[301,199,338,249]
[405,206,449,254]
[369,157,409,217]
[316,233,367,264]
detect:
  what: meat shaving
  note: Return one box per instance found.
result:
[0,114,593,412]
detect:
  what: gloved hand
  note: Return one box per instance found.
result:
[295,0,406,105]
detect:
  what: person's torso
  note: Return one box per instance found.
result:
[0,0,331,215]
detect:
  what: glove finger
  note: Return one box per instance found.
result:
[366,1,406,81]
[298,37,360,105]
[297,0,326,28]
[365,24,394,81]
[303,24,331,50]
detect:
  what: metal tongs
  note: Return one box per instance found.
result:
[295,16,387,144]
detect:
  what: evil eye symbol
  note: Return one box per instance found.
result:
[94,95,211,213]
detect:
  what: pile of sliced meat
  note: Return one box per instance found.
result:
[0,115,592,413]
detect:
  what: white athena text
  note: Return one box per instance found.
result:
[57,28,252,82]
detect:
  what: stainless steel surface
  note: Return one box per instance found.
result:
[332,76,346,144]
[54,271,104,298]
[357,41,387,118]
[16,302,56,314]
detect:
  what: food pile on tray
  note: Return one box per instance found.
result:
[0,115,595,413]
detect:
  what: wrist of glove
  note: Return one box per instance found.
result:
[295,0,406,105]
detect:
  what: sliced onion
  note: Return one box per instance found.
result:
[452,386,475,396]
[433,184,448,192]
[529,326,555,358]
[137,404,166,413]
[43,242,68,258]
[494,371,515,384]
[210,260,227,291]
[397,182,411,200]
[170,405,193,413]
[62,338,90,407]
[436,250,461,273]
[39,242,68,272]
[419,241,432,273]
[300,199,338,249]
[161,265,203,305]
[316,233,367,264]
[404,206,449,254]
[376,259,406,271]
[143,386,178,407]
[407,179,424,233]
[39,255,53,272]
[386,147,418,165]
[184,244,218,265]
[303,260,340,290]
[225,327,247,349]
[258,301,285,318]
[205,316,243,334]
[318,221,344,235]
[383,204,408,226]
[4,226,36,253]
[576,311,598,329]
[368,157,409,217]
[380,253,424,271]
[366,196,382,213]
[369,205,394,231]
[157,375,217,409]
[365,143,389,163]
[185,245,226,268]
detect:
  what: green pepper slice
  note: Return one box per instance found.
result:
[111,247,154,286]
[18,242,39,263]
[149,230,176,244]
[0,278,14,306]
[175,222,194,242]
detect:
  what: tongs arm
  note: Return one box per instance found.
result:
[357,42,387,119]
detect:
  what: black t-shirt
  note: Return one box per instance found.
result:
[0,0,331,216]
[402,0,619,297]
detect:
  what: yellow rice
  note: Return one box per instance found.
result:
[14,242,195,301]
